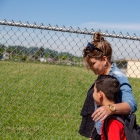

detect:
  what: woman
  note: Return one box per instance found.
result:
[79,32,137,140]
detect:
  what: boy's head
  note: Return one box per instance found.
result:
[93,75,120,105]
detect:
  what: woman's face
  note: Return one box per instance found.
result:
[88,57,106,75]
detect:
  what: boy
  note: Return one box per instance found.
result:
[93,75,126,140]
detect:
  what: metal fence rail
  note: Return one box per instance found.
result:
[0,20,140,140]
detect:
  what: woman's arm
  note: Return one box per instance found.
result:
[91,102,130,122]
[120,84,137,114]
[112,102,130,114]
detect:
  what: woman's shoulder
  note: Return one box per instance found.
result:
[111,63,129,84]
[113,68,126,79]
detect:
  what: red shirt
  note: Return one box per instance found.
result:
[101,119,126,140]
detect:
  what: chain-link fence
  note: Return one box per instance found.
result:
[0,20,140,140]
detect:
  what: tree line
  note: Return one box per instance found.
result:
[0,43,82,62]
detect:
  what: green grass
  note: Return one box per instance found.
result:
[0,61,140,140]
[0,61,96,140]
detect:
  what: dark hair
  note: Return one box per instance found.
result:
[95,75,120,102]
[83,32,112,68]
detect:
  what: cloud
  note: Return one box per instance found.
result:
[80,22,140,31]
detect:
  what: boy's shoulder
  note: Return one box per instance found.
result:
[107,118,124,129]
[102,116,126,140]
[102,115,126,140]
[103,114,140,140]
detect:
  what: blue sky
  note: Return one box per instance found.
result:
[0,0,140,36]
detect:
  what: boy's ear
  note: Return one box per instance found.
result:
[99,91,104,98]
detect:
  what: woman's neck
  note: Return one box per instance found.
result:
[103,62,111,75]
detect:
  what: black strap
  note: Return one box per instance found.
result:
[129,114,136,131]
[120,83,132,88]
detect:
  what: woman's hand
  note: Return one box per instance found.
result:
[91,105,112,122]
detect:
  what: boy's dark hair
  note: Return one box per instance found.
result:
[95,75,120,102]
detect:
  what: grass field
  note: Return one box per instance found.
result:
[0,61,140,140]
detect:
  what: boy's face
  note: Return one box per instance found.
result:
[93,84,101,105]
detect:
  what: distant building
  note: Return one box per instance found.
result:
[116,58,140,78]
[125,58,140,78]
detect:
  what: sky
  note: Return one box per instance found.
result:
[0,0,140,36]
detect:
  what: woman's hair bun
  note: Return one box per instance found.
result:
[93,32,104,42]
